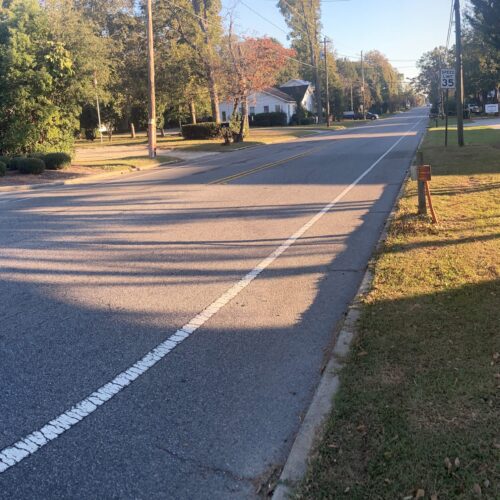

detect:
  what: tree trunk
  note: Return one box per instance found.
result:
[206,61,220,123]
[130,123,136,138]
[235,96,248,143]
[189,100,197,124]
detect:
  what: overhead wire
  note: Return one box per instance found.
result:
[164,0,316,69]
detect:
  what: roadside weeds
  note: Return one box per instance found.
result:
[294,122,500,499]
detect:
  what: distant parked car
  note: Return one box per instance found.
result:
[467,104,481,114]
[342,111,365,120]
[366,112,379,120]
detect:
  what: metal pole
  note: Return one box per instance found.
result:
[455,0,464,147]
[350,83,354,111]
[323,38,331,127]
[94,72,103,144]
[361,50,366,118]
[146,0,157,158]
[445,89,449,147]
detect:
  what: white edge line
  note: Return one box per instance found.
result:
[0,116,425,474]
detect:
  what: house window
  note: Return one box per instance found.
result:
[275,105,281,113]
[264,106,269,113]
[250,106,256,115]
[222,111,227,122]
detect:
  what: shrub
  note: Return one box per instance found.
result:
[84,128,96,141]
[250,112,288,127]
[0,156,11,169]
[8,157,24,170]
[181,122,221,140]
[0,161,6,177]
[17,158,46,175]
[43,152,72,170]
[299,117,316,125]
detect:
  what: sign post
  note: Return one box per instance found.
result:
[441,69,455,148]
[416,151,427,216]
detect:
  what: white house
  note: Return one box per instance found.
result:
[278,79,316,113]
[219,87,297,124]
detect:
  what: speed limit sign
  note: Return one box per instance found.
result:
[441,69,456,89]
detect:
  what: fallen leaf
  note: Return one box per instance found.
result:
[483,479,490,488]
[415,488,425,498]
[431,495,438,500]
[357,351,368,357]
[472,483,482,496]
[454,457,460,468]
[444,457,452,472]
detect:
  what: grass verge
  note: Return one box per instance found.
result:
[75,128,319,151]
[74,154,175,171]
[296,124,499,499]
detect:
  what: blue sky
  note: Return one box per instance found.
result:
[222,0,454,79]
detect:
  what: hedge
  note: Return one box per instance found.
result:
[250,112,288,127]
[0,161,6,176]
[43,152,72,170]
[0,156,11,169]
[16,158,46,175]
[181,122,221,140]
[299,117,316,125]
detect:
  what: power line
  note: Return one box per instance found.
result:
[165,0,316,69]
[445,0,454,50]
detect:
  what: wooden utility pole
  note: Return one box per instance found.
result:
[454,0,465,147]
[361,50,366,118]
[323,38,331,127]
[146,0,156,158]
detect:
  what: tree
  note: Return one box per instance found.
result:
[462,28,499,104]
[223,35,295,141]
[416,47,453,111]
[364,51,403,113]
[277,0,323,121]
[162,0,223,123]
[468,0,500,51]
[0,0,84,154]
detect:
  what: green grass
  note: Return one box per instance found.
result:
[75,128,319,151]
[296,125,500,499]
[75,154,176,171]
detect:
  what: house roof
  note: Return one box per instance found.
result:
[278,83,311,104]
[280,79,312,87]
[259,87,297,103]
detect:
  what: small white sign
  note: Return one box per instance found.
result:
[441,69,456,89]
[485,104,499,114]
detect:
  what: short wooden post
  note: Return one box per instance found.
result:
[416,151,427,215]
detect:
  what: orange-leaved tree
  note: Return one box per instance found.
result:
[224,34,296,142]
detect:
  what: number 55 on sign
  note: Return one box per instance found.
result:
[441,69,456,89]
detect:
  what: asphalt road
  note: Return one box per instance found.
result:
[0,108,428,499]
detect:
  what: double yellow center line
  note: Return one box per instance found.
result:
[208,147,323,185]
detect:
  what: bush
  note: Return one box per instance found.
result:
[181,122,221,140]
[43,152,71,170]
[299,117,316,125]
[250,112,288,127]
[17,158,46,175]
[0,161,6,177]
[84,128,96,141]
[0,156,11,169]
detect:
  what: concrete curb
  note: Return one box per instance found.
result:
[0,160,179,194]
[272,163,415,500]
